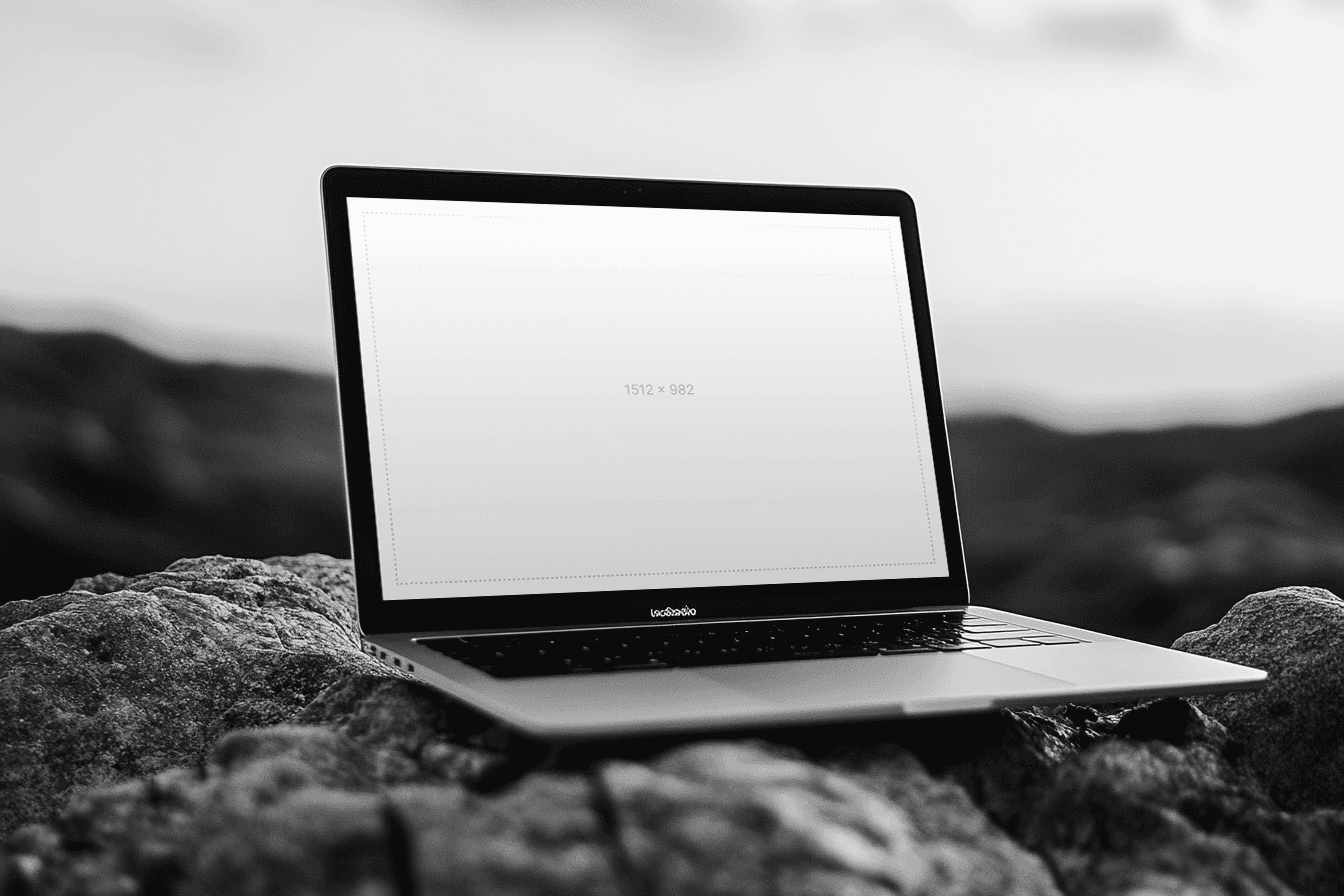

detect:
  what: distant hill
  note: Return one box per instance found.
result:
[950,411,1344,645]
[0,325,348,602]
[4,324,1343,647]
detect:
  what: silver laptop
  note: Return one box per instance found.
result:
[321,166,1265,739]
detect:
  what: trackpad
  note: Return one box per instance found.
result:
[697,652,1072,711]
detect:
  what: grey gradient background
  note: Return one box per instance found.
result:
[5,0,1343,431]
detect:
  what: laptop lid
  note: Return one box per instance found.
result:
[321,167,968,636]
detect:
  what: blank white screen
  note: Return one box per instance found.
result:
[348,198,948,599]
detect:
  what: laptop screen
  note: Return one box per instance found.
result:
[344,195,950,603]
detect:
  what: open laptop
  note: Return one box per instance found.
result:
[321,166,1265,739]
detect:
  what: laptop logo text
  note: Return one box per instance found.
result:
[651,606,697,618]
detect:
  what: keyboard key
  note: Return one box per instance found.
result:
[930,642,991,651]
[960,630,1041,641]
[1023,635,1083,645]
[978,638,1040,648]
[795,646,881,660]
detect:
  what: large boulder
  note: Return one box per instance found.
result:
[0,554,384,836]
[884,699,1344,896]
[602,741,1061,896]
[11,688,1343,896]
[4,732,1061,896]
[1174,585,1344,810]
[1018,704,1301,896]
[288,674,534,789]
[5,558,1344,896]
[10,683,1344,896]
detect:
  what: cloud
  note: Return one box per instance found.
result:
[7,0,248,69]
[937,0,1256,60]
[410,0,753,52]
[405,0,1254,63]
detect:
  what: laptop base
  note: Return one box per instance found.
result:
[363,607,1266,741]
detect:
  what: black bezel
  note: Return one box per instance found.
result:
[321,165,969,636]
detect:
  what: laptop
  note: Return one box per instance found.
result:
[320,166,1266,739]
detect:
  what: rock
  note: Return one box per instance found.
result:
[3,722,623,896]
[6,551,1344,896]
[928,706,1123,836]
[602,740,1062,896]
[290,674,533,788]
[994,698,1344,896]
[1173,585,1344,810]
[262,553,359,640]
[863,699,1344,896]
[1021,732,1292,896]
[10,690,1344,896]
[196,726,619,896]
[113,771,624,896]
[0,554,386,836]
[1226,807,1344,896]
[5,736,1061,896]
[66,571,135,595]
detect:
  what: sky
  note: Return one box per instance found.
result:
[2,0,1343,430]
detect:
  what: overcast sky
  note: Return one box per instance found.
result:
[2,0,1342,429]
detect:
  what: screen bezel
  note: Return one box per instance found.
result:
[321,166,969,635]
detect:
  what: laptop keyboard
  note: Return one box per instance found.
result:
[419,611,1085,679]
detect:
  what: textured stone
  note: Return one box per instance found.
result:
[183,773,625,896]
[262,553,359,640]
[1174,585,1344,810]
[395,775,624,896]
[601,740,1062,896]
[3,725,621,896]
[7,558,1344,896]
[1023,737,1292,896]
[11,691,1344,896]
[880,697,1344,896]
[0,554,386,836]
[867,704,1125,841]
[290,674,525,788]
[3,735,1069,896]
[995,698,1344,896]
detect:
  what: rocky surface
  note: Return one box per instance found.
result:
[0,554,384,837]
[1175,585,1344,811]
[4,559,1344,896]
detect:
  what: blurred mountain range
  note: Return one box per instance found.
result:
[3,323,1343,647]
[0,325,349,602]
[953,411,1344,646]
